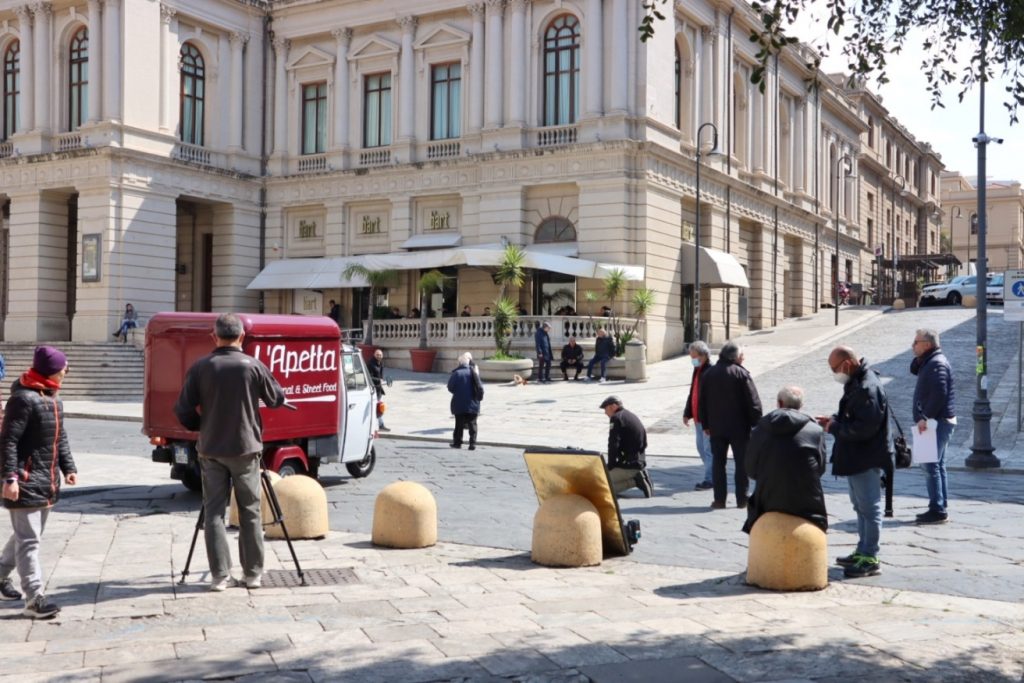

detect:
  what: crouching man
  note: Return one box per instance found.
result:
[601,396,653,498]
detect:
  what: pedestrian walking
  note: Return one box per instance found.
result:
[698,341,762,509]
[910,329,955,525]
[816,345,892,578]
[0,346,77,619]
[174,313,288,592]
[327,299,341,326]
[683,341,713,490]
[534,322,553,383]
[585,328,615,383]
[448,352,484,450]
[560,336,585,381]
[743,386,827,534]
[368,349,389,432]
[600,396,652,498]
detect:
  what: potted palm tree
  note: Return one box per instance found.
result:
[477,244,535,382]
[409,269,446,372]
[342,263,398,363]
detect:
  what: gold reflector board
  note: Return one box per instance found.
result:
[523,447,632,557]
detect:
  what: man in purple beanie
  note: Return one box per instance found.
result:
[0,346,77,619]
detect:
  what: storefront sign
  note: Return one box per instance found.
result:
[361,215,383,234]
[428,210,452,231]
[298,219,318,239]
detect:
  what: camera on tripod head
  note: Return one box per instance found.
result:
[625,519,641,549]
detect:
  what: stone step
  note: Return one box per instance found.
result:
[0,342,144,400]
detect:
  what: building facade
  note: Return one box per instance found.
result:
[0,0,945,361]
[941,172,1024,276]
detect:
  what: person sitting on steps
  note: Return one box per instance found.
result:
[113,303,138,343]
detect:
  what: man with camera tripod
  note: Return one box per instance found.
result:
[175,313,287,591]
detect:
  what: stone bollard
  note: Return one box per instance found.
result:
[229,470,281,528]
[892,299,906,310]
[624,338,647,383]
[746,511,828,591]
[962,295,977,307]
[372,481,437,549]
[264,475,329,540]
[531,494,602,568]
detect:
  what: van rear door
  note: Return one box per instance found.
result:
[340,350,374,462]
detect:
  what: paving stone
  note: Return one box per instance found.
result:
[100,652,279,683]
[580,656,736,683]
[475,649,561,676]
[83,643,177,668]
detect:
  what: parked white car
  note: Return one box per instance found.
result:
[919,276,978,306]
[987,273,1004,305]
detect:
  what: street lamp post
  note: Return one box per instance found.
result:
[968,212,978,273]
[948,206,962,271]
[833,153,855,326]
[693,122,719,342]
[890,174,906,303]
[965,45,1002,469]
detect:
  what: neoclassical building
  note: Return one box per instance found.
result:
[941,171,1024,276]
[0,0,946,362]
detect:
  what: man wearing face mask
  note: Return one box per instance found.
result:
[816,345,893,579]
[683,341,713,490]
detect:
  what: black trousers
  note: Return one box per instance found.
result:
[560,359,583,378]
[710,433,750,504]
[453,413,478,446]
[537,357,552,380]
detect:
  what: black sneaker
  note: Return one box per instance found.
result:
[843,556,881,578]
[449,443,462,449]
[835,553,862,568]
[0,578,21,601]
[694,480,713,491]
[23,595,60,619]
[915,510,948,525]
[636,471,653,498]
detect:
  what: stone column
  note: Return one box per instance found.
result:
[102,0,121,121]
[158,4,176,132]
[14,5,33,133]
[331,28,351,149]
[398,16,417,141]
[484,0,504,129]
[272,37,289,155]
[793,97,805,193]
[33,2,51,133]
[87,0,103,124]
[752,83,764,173]
[583,0,603,118]
[228,32,248,151]
[609,0,628,112]
[507,0,527,126]
[468,3,485,133]
[699,26,713,136]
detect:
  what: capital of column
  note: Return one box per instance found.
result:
[160,3,176,24]
[398,15,418,36]
[31,1,52,17]
[14,4,32,21]
[485,0,505,16]
[331,27,353,45]
[272,36,290,55]
[229,31,250,48]
[468,2,485,18]
[700,25,716,44]
[509,0,530,11]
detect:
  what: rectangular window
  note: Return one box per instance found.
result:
[363,73,392,148]
[867,192,874,212]
[301,82,327,155]
[430,63,461,141]
[867,218,874,247]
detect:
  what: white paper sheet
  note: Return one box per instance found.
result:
[912,419,939,464]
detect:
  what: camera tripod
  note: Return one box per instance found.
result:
[179,464,306,586]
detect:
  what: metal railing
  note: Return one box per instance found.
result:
[537,124,578,147]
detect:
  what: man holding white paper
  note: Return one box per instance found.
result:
[910,329,956,525]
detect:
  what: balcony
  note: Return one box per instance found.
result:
[297,153,327,174]
[0,141,12,159]
[425,140,461,160]
[358,147,391,167]
[55,132,84,152]
[537,124,578,147]
[172,142,212,166]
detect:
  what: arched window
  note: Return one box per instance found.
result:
[68,27,88,130]
[179,43,205,146]
[3,41,18,140]
[535,216,577,243]
[542,15,580,126]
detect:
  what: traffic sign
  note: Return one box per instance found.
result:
[1004,269,1024,321]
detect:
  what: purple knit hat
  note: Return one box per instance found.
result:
[33,346,68,376]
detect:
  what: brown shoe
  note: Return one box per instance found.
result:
[710,500,726,510]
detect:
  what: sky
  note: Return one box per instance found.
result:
[787,8,1023,182]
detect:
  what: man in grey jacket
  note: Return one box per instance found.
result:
[175,314,287,591]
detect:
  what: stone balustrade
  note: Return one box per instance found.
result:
[370,315,641,350]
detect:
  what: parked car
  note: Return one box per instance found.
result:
[919,276,978,306]
[987,273,1004,305]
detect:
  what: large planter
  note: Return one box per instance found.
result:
[409,348,438,373]
[477,358,534,382]
[357,343,379,364]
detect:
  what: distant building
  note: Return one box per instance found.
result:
[941,172,1024,275]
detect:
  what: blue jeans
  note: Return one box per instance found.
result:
[694,424,713,483]
[923,420,954,513]
[587,356,609,379]
[847,467,883,558]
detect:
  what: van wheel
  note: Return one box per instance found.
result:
[182,464,203,492]
[948,292,962,306]
[277,459,305,478]
[346,447,376,478]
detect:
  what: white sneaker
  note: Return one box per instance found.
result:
[243,574,262,589]
[598,377,607,384]
[209,575,232,592]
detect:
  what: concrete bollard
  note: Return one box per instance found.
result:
[229,470,281,528]
[962,295,977,307]
[372,481,437,549]
[531,494,602,568]
[624,338,647,383]
[892,299,906,310]
[746,511,828,591]
[264,475,329,540]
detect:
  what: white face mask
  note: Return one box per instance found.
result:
[833,371,850,384]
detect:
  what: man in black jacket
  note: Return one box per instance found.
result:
[175,314,288,592]
[698,341,762,509]
[743,386,827,534]
[586,328,615,383]
[560,336,585,381]
[0,346,76,619]
[816,345,893,579]
[601,396,652,498]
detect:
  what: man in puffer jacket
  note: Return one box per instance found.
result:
[0,346,77,619]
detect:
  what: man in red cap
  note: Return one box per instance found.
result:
[0,346,77,619]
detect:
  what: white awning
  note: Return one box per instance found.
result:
[248,243,645,290]
[400,233,462,250]
[680,244,750,288]
[526,242,579,258]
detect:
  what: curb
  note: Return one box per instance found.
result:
[66,412,143,423]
